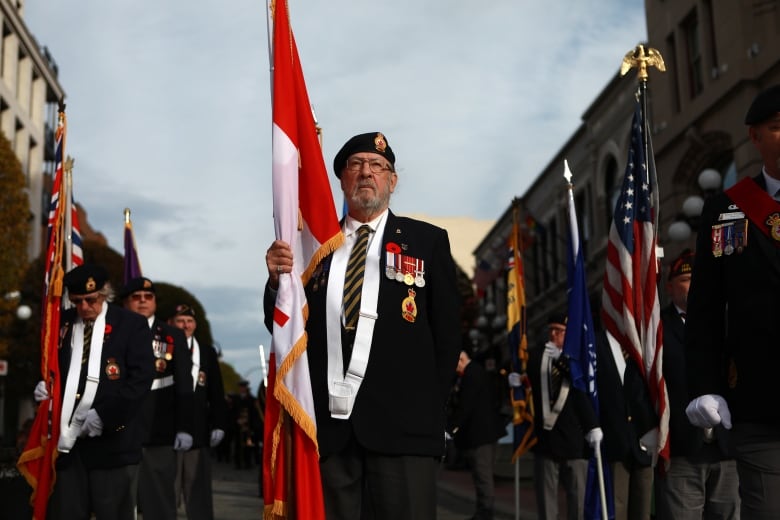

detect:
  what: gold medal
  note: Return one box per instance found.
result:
[404,272,414,285]
[155,358,167,372]
[165,352,173,361]
[401,288,418,323]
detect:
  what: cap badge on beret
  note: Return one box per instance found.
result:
[86,277,97,292]
[143,279,152,289]
[374,133,387,153]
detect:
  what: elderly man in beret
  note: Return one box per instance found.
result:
[685,84,780,518]
[33,263,154,520]
[264,131,461,518]
[121,276,194,520]
[169,303,227,520]
[656,250,739,519]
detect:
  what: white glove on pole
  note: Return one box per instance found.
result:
[34,380,50,402]
[639,428,659,467]
[79,409,103,438]
[210,428,225,447]
[174,432,193,451]
[686,394,732,429]
[507,372,523,388]
[585,427,604,448]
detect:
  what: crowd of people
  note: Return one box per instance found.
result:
[20,83,780,519]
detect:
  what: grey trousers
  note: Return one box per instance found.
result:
[138,445,177,520]
[732,423,780,520]
[463,442,497,519]
[175,448,214,520]
[533,454,588,520]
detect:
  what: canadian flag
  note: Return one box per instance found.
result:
[263,1,343,518]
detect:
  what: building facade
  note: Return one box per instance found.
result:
[0,0,65,260]
[473,1,780,346]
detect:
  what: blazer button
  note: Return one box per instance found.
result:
[627,415,633,422]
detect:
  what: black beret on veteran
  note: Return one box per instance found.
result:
[64,264,108,295]
[172,303,196,318]
[332,132,395,178]
[120,276,156,299]
[744,85,780,125]
[547,313,567,328]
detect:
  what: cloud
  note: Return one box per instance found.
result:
[24,0,645,389]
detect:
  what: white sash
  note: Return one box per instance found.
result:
[606,331,626,385]
[541,343,570,431]
[189,337,200,391]
[326,213,387,419]
[59,303,107,452]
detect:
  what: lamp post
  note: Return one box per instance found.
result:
[668,168,723,243]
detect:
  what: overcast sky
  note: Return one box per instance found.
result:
[24,1,646,392]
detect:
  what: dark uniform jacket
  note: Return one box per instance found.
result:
[189,340,228,449]
[265,211,461,458]
[595,331,657,466]
[662,304,730,458]
[139,319,194,446]
[447,361,505,450]
[528,346,598,461]
[57,304,154,470]
[686,174,780,426]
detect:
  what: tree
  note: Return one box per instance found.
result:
[0,130,31,363]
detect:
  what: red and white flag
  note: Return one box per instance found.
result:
[601,101,669,464]
[263,1,343,518]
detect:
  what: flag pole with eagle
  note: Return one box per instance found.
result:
[263,0,343,518]
[17,104,84,519]
[602,44,670,465]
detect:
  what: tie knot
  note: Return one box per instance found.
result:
[83,320,94,330]
[357,225,371,237]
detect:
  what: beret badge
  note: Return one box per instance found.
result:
[86,277,97,292]
[374,132,387,153]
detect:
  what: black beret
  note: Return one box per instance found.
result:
[120,276,156,299]
[173,303,196,319]
[64,264,108,295]
[547,313,567,328]
[332,132,395,178]
[668,249,694,280]
[744,85,780,125]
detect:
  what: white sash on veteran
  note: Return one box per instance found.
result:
[59,302,107,452]
[541,343,570,431]
[326,212,388,419]
[189,336,200,391]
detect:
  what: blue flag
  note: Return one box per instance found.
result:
[562,162,614,520]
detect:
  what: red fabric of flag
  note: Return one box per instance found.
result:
[263,1,342,518]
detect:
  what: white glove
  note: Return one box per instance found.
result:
[507,372,522,388]
[639,428,659,467]
[34,380,50,402]
[686,394,732,429]
[585,427,603,448]
[174,432,193,451]
[210,428,225,447]
[79,409,103,438]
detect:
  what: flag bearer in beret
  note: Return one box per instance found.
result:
[526,314,601,520]
[121,276,194,520]
[264,131,461,518]
[655,250,739,519]
[170,303,227,520]
[33,263,154,520]
[685,84,780,519]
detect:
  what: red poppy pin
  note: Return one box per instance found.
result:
[104,324,112,335]
[166,335,174,344]
[386,242,401,254]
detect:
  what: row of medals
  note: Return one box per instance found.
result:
[385,254,425,287]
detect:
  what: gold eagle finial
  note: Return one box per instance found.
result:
[620,44,666,82]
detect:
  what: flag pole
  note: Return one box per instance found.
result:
[619,44,666,239]
[564,160,607,520]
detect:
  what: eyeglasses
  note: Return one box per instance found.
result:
[345,158,392,174]
[70,295,100,306]
[130,292,155,302]
[549,327,566,334]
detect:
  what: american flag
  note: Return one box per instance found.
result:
[601,101,669,463]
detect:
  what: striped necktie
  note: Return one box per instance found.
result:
[81,321,94,365]
[343,225,371,330]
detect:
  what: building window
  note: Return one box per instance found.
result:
[683,10,704,99]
